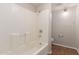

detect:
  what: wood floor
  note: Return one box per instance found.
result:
[51,44,78,55]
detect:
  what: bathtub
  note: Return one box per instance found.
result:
[0,32,50,55]
[33,43,49,55]
[0,42,49,55]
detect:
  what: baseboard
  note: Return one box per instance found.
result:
[53,43,77,50]
[76,48,79,54]
[48,50,52,55]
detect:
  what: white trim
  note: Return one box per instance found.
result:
[53,43,77,50]
[76,48,79,54]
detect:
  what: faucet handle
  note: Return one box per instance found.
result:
[39,30,43,33]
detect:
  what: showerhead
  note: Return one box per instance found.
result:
[64,8,67,11]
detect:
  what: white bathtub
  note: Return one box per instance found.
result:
[0,42,49,55]
[0,33,50,55]
[33,43,49,55]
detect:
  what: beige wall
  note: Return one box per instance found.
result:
[37,4,52,53]
[76,4,79,52]
[52,6,77,48]
[0,3,38,51]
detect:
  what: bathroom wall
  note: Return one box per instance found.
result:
[37,4,51,53]
[37,9,50,44]
[52,6,76,48]
[0,3,37,51]
[76,4,79,52]
[36,4,51,44]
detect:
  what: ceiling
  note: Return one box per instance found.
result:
[17,3,77,8]
[30,3,77,8]
[52,3,76,7]
[17,3,77,12]
[29,3,44,8]
[30,3,50,10]
[30,3,63,8]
